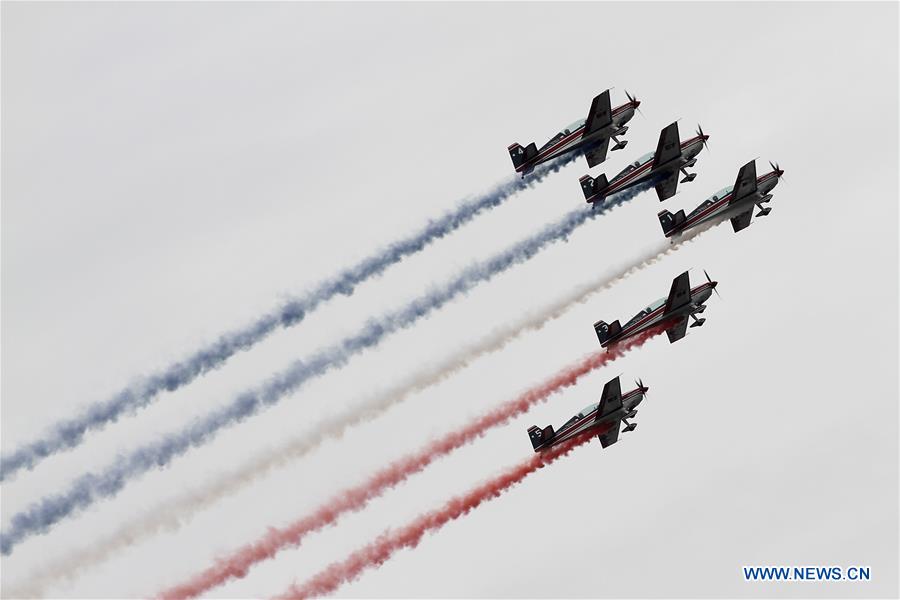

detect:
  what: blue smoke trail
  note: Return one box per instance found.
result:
[0,181,651,555]
[0,156,578,483]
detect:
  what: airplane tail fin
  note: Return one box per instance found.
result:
[508,142,538,170]
[579,173,609,202]
[527,424,555,452]
[593,319,621,345]
[658,208,686,236]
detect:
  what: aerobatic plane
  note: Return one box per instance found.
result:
[528,377,649,452]
[528,377,648,451]
[594,270,719,347]
[658,160,785,237]
[508,89,641,177]
[580,122,709,204]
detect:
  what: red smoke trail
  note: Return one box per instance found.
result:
[279,432,596,599]
[160,325,666,599]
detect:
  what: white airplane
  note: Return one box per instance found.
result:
[508,89,641,177]
[580,122,709,204]
[594,270,719,347]
[528,377,648,451]
[658,159,785,237]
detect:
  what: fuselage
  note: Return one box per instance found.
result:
[601,282,715,348]
[539,388,645,450]
[587,135,707,202]
[517,102,638,174]
[666,169,782,237]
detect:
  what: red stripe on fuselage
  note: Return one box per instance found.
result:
[608,283,712,342]
[551,389,643,440]
[671,171,779,234]
[588,136,705,200]
[516,102,634,173]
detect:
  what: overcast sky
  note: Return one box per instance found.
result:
[2,2,898,598]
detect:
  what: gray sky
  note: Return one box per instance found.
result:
[2,1,897,598]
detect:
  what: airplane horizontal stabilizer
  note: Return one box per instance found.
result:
[658,209,686,236]
[527,424,555,451]
[593,319,621,344]
[508,142,539,169]
[580,173,609,202]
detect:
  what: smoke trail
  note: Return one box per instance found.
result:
[280,431,596,599]
[0,155,578,483]
[158,326,665,599]
[6,216,709,599]
[0,182,652,556]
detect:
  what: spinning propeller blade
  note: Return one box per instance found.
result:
[697,124,710,152]
[625,89,644,118]
[704,269,722,299]
[635,378,648,397]
[769,160,786,183]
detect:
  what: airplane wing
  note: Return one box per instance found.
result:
[731,209,753,232]
[665,316,689,343]
[598,424,620,448]
[584,90,613,135]
[663,271,692,313]
[595,377,623,417]
[584,137,610,168]
[729,160,757,204]
[652,122,682,167]
[654,171,679,201]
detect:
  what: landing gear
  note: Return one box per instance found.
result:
[756,202,771,217]
[689,313,706,328]
[679,158,698,183]
[622,418,637,433]
[611,127,629,151]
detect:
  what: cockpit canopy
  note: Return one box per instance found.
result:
[621,150,655,174]
[687,199,715,220]
[564,118,587,133]
[711,185,734,201]
[687,185,734,219]
[623,297,666,329]
[539,118,586,152]
[558,401,600,431]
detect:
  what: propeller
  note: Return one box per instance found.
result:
[697,124,710,153]
[769,160,786,183]
[625,89,644,118]
[635,378,649,397]
[704,269,722,299]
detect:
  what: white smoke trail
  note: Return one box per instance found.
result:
[1,183,649,557]
[6,219,711,598]
[0,154,577,483]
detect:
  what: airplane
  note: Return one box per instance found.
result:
[580,122,709,204]
[594,270,719,347]
[658,159,785,237]
[508,89,641,177]
[528,376,648,451]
